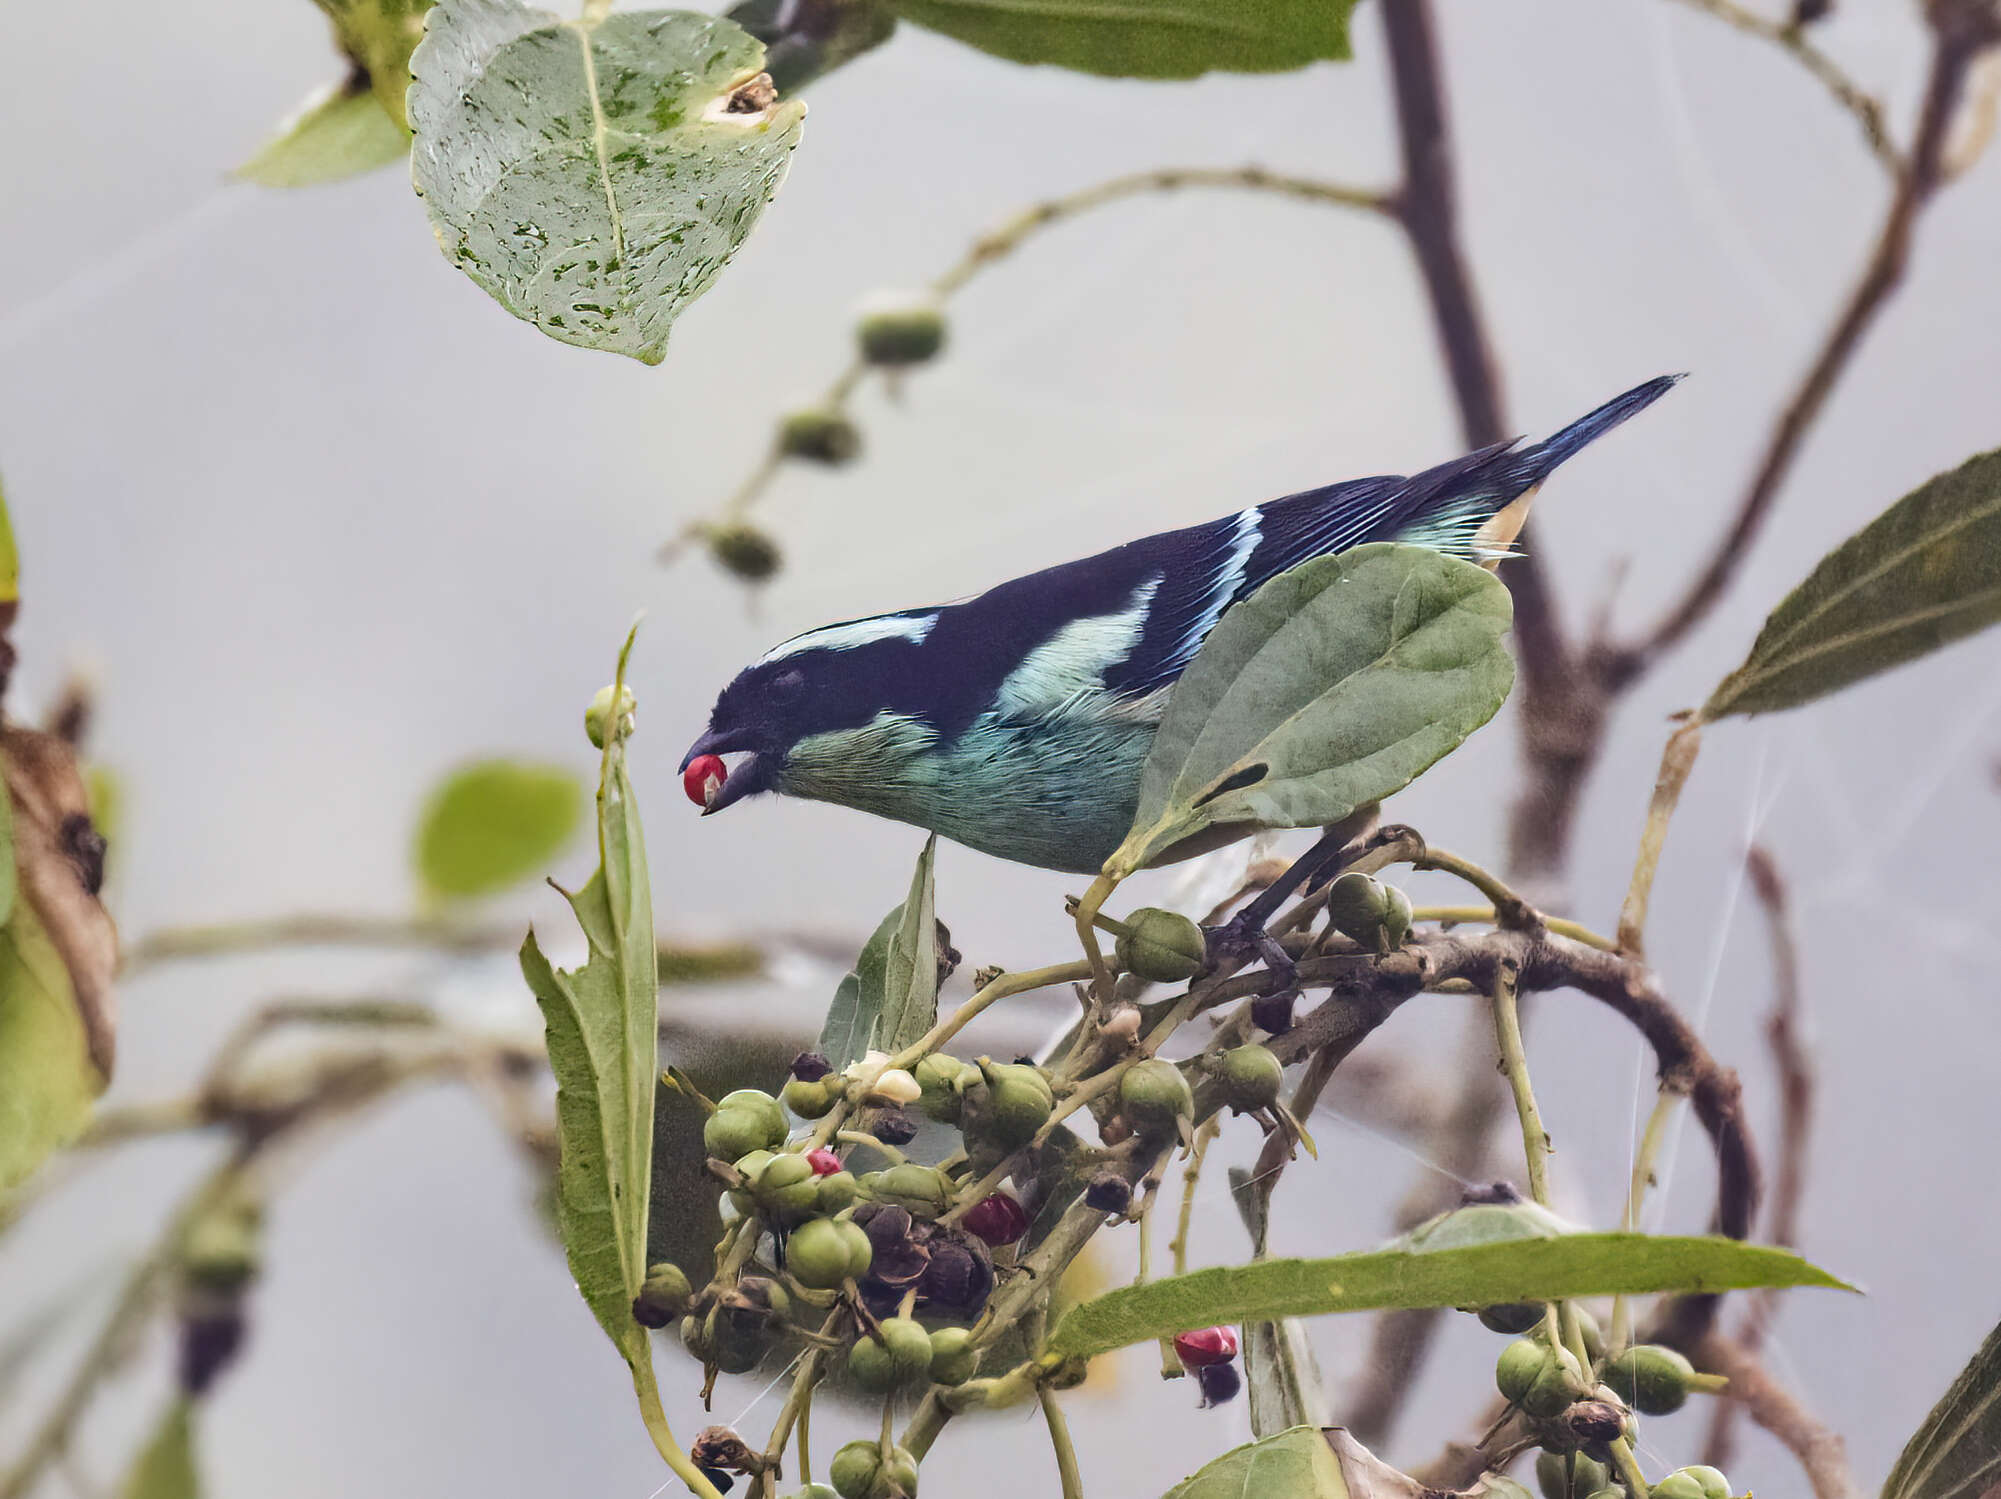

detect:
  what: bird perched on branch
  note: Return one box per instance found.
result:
[682,376,1678,874]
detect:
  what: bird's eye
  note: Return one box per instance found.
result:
[771,669,806,697]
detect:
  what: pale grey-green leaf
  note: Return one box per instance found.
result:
[817,835,938,1071]
[893,0,1352,79]
[1705,447,2001,719]
[409,1,805,364]
[238,79,410,188]
[1882,1316,2001,1499]
[1111,545,1515,875]
[1162,1426,1347,1499]
[119,1399,199,1499]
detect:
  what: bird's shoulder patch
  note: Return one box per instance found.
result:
[759,610,940,664]
[990,577,1161,720]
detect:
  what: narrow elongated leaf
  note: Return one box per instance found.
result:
[409,1,806,364]
[1047,1234,1850,1363]
[1163,1426,1345,1499]
[1228,1167,1326,1438]
[1706,447,2001,719]
[238,78,410,188]
[817,835,938,1072]
[1882,1315,2001,1499]
[416,759,583,901]
[119,1399,199,1499]
[894,0,1352,79]
[518,630,657,1355]
[1109,545,1515,877]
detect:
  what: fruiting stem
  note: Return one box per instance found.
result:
[1608,1436,1651,1496]
[1039,1386,1086,1499]
[1618,719,1705,956]
[630,1347,726,1499]
[891,960,1093,1070]
[880,1395,896,1455]
[837,1130,907,1165]
[1488,960,1550,1205]
[1073,872,1122,1003]
[1411,906,1616,951]
[1611,1086,1684,1353]
[760,1332,831,1485]
[1414,845,1540,931]
[797,1383,814,1485]
[1169,1117,1221,1278]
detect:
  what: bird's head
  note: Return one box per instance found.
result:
[680,610,944,816]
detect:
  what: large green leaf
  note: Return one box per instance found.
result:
[518,631,658,1355]
[119,1399,199,1499]
[893,0,1352,79]
[0,901,99,1193]
[409,2,806,364]
[1705,447,2001,719]
[1163,1427,1345,1499]
[415,759,583,901]
[1882,1315,2001,1499]
[1047,1234,1850,1363]
[1109,545,1515,877]
[238,77,411,188]
[818,835,939,1072]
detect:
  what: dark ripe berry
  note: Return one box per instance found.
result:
[632,1263,693,1327]
[1195,1362,1241,1407]
[1173,1326,1239,1369]
[1084,1172,1132,1214]
[791,1051,834,1082]
[805,1148,843,1176]
[959,1193,1029,1246]
[1250,988,1297,1035]
[1602,1344,1696,1415]
[709,524,782,582]
[1476,1302,1546,1335]
[918,1232,993,1314]
[699,1468,735,1495]
[684,754,728,809]
[177,1302,247,1397]
[870,1107,920,1145]
[1561,1399,1628,1447]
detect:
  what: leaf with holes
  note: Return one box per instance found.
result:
[1107,544,1515,877]
[1882,1315,2001,1499]
[409,0,805,363]
[893,0,1352,79]
[415,759,583,901]
[1047,1234,1851,1363]
[818,835,938,1072]
[1705,447,2001,719]
[518,628,657,1356]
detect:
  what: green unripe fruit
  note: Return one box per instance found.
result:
[1477,1302,1545,1336]
[716,1089,787,1139]
[1477,1480,1534,1499]
[1520,1354,1583,1418]
[1535,1452,1609,1499]
[830,1441,918,1499]
[849,1316,934,1392]
[1651,1476,1708,1499]
[631,1263,692,1328]
[866,1164,954,1218]
[778,406,862,465]
[963,1061,1054,1153]
[1582,1491,1624,1499]
[1214,1044,1284,1112]
[838,1219,874,1278]
[914,1053,978,1123]
[709,524,782,582]
[1602,1344,1696,1415]
[705,1108,778,1163]
[782,1076,840,1120]
[879,1449,919,1498]
[927,1327,977,1386]
[585,683,636,749]
[1496,1339,1547,1404]
[1323,873,1414,952]
[787,1219,856,1290]
[1119,1058,1194,1139]
[856,294,946,368]
[1114,907,1207,983]
[787,1489,840,1499]
[755,1152,815,1193]
[817,1170,862,1217]
[1673,1467,1732,1499]
[680,1309,714,1361]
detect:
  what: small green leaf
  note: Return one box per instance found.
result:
[0,900,100,1192]
[237,77,410,188]
[1882,1316,2001,1499]
[119,1398,199,1499]
[1163,1426,1345,1499]
[409,2,806,364]
[726,0,896,92]
[517,629,657,1357]
[1110,544,1515,876]
[1705,447,2001,719]
[817,835,939,1072]
[1047,1234,1851,1363]
[415,760,583,901]
[893,0,1352,79]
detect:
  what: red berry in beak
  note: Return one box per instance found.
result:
[804,1149,843,1176]
[1173,1326,1239,1369]
[684,754,727,809]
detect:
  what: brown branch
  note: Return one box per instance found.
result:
[1691,1330,1859,1499]
[1606,15,1994,681]
[1705,844,1816,1471]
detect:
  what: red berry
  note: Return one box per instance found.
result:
[804,1148,843,1177]
[683,754,727,808]
[1173,1327,1239,1369]
[960,1193,1030,1246]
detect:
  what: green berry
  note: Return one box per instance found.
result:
[848,1316,934,1392]
[856,294,946,368]
[631,1263,692,1328]
[1535,1452,1609,1499]
[782,1076,840,1120]
[1214,1044,1284,1112]
[1496,1338,1546,1404]
[817,1170,862,1217]
[1323,873,1412,951]
[585,683,636,749]
[786,1489,840,1499]
[704,1108,775,1164]
[963,1061,1054,1153]
[787,1219,855,1290]
[716,1089,787,1139]
[1651,1476,1708,1499]
[709,524,782,582]
[865,1164,954,1218]
[837,1219,874,1278]
[1477,1303,1545,1336]
[1115,907,1206,983]
[829,1442,882,1499]
[927,1326,977,1386]
[1119,1058,1194,1139]
[1520,1354,1582,1418]
[778,406,862,465]
[914,1054,978,1123]
[1674,1467,1733,1499]
[1603,1344,1696,1416]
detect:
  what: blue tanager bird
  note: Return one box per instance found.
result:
[682,376,1677,877]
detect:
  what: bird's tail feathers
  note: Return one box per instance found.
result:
[1522,373,1684,478]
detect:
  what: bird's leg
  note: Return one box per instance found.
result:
[1203,828,1359,1019]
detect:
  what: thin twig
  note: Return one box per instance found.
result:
[1617,719,1705,955]
[1038,1386,1085,1499]
[1692,1330,1859,1499]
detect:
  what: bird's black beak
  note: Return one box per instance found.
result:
[680,730,772,815]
